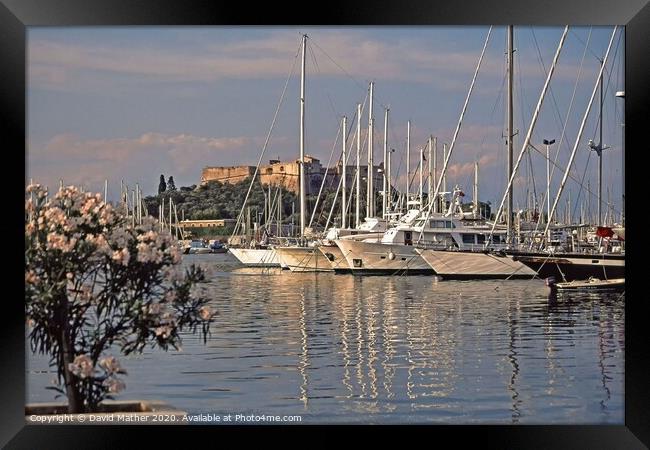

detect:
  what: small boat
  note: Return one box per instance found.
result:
[209,241,228,253]
[187,240,213,255]
[545,276,624,292]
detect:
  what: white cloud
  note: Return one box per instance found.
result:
[27,132,293,197]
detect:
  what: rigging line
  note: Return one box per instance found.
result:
[588,30,623,142]
[306,41,340,124]
[570,28,608,63]
[527,145,538,208]
[483,71,508,150]
[545,27,592,224]
[231,39,300,238]
[571,150,593,222]
[308,121,342,229]
[528,142,622,217]
[310,37,391,110]
[530,28,573,149]
[419,25,493,243]
[342,92,370,218]
[309,38,367,92]
[515,33,530,144]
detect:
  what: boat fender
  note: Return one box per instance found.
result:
[388,251,396,261]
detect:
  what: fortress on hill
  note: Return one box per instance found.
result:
[201,155,383,195]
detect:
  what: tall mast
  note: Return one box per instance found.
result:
[275,188,280,236]
[419,145,424,208]
[442,143,447,195]
[299,34,307,237]
[474,161,479,218]
[342,115,348,229]
[356,103,361,228]
[506,25,514,245]
[137,184,142,224]
[383,108,389,219]
[428,136,433,211]
[406,120,411,208]
[367,81,374,218]
[546,143,551,223]
[387,148,392,215]
[598,60,603,226]
[541,27,617,243]
[433,137,438,213]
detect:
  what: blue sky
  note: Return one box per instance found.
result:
[27,26,624,222]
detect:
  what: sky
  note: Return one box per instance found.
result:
[27,26,625,222]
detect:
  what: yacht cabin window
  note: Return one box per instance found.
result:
[429,220,455,229]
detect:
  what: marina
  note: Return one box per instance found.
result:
[27,253,625,424]
[25,25,626,425]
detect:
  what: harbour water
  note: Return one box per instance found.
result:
[27,253,624,424]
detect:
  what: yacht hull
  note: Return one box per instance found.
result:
[509,252,625,281]
[317,245,350,272]
[228,247,281,267]
[416,249,536,279]
[334,240,434,275]
[275,247,334,272]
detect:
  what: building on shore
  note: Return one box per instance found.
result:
[178,219,237,229]
[200,156,383,195]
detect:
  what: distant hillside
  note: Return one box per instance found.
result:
[145,178,301,222]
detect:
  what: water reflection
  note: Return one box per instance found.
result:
[26,254,625,424]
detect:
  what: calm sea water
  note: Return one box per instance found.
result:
[27,253,625,424]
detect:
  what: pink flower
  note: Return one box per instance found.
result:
[25,222,37,235]
[169,246,182,264]
[68,354,94,379]
[25,270,39,285]
[46,232,77,253]
[155,325,173,339]
[102,377,126,393]
[146,303,162,315]
[98,356,123,374]
[111,248,130,266]
[199,306,212,321]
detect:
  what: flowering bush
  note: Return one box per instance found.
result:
[25,184,214,413]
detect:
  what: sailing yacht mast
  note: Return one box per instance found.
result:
[299,34,307,237]
[356,103,361,228]
[406,120,411,208]
[342,115,347,229]
[419,145,424,208]
[506,25,514,246]
[382,108,389,219]
[428,136,433,211]
[433,137,438,213]
[367,82,374,219]
[474,161,479,219]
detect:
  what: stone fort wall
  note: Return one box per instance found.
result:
[201,156,383,195]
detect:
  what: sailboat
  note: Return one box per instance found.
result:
[275,56,389,272]
[506,26,624,282]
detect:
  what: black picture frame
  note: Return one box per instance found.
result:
[2,0,648,446]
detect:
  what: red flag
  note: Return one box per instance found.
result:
[596,226,614,238]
